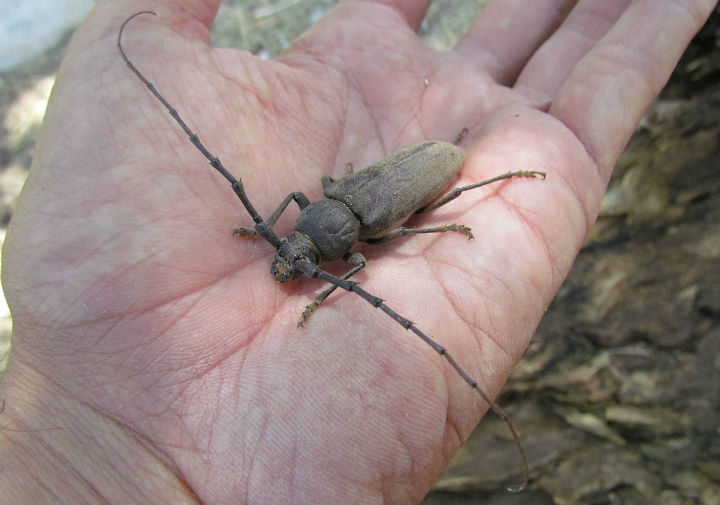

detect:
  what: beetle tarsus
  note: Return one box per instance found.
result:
[233,227,260,238]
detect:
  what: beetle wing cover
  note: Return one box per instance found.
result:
[323,142,464,239]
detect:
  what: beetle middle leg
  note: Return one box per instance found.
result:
[297,219,475,324]
[297,252,367,327]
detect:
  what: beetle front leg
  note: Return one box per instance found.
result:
[233,191,311,237]
[297,252,367,327]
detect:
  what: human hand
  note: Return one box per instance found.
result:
[1,0,714,502]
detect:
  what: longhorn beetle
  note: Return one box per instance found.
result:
[118,10,545,492]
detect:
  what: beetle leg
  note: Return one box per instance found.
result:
[234,191,311,237]
[366,224,474,243]
[416,170,546,214]
[453,128,468,145]
[297,252,367,327]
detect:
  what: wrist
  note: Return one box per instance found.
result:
[0,356,198,503]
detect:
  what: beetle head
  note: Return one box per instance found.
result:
[271,232,320,282]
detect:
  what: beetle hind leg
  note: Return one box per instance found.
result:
[297,252,367,327]
[416,170,546,214]
[365,224,474,244]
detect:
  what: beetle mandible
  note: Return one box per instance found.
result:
[118,10,545,492]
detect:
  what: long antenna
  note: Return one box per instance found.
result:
[117,11,278,246]
[296,260,529,491]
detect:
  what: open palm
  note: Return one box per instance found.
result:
[1,0,712,503]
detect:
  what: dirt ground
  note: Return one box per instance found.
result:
[1,2,718,504]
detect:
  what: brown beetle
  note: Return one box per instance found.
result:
[118,10,545,492]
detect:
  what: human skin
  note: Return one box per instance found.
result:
[0,0,716,503]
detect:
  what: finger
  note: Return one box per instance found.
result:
[550,0,717,176]
[341,0,433,31]
[454,0,577,85]
[107,0,221,29]
[514,0,630,103]
[154,0,222,29]
[94,0,221,45]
